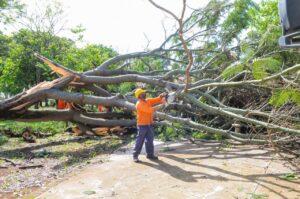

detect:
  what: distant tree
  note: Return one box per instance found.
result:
[0,29,117,95]
[0,0,24,24]
[62,44,118,72]
[0,30,74,95]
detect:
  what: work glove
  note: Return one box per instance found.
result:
[160,92,168,107]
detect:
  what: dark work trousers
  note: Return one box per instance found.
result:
[133,125,154,158]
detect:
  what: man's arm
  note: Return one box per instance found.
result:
[146,93,167,106]
[146,96,162,106]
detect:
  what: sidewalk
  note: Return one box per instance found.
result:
[38,140,300,199]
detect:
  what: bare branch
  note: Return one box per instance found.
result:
[148,0,180,22]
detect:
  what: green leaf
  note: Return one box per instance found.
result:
[280,173,298,181]
[252,57,281,79]
[269,89,300,107]
[269,90,290,107]
[247,193,268,199]
[221,62,245,79]
[240,40,255,60]
[291,90,300,107]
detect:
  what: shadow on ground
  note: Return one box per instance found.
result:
[139,141,300,199]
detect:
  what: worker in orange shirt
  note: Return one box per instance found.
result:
[57,99,66,109]
[133,88,167,163]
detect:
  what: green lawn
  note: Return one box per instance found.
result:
[0,121,67,135]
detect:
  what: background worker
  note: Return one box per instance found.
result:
[133,88,167,163]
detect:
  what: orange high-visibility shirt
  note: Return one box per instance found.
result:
[136,96,162,126]
[98,104,103,112]
[57,99,66,109]
[97,105,108,112]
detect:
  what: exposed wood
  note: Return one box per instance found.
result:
[0,75,74,114]
[93,127,110,136]
[34,53,79,78]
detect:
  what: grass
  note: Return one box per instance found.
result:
[247,193,268,199]
[279,173,298,181]
[0,119,127,166]
[0,135,9,146]
[0,120,67,136]
[47,136,124,169]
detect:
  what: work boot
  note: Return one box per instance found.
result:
[133,157,140,163]
[146,155,159,160]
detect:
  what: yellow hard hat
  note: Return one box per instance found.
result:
[135,88,146,98]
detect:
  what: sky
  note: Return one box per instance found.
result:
[17,0,208,53]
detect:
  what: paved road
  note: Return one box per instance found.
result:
[38,140,300,199]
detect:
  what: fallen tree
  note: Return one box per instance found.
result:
[0,0,299,149]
